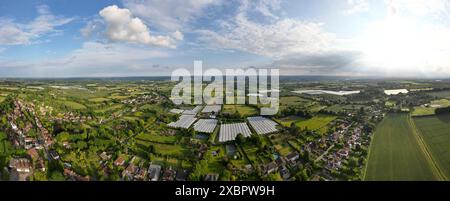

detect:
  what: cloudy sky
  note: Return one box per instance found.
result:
[1,0,450,77]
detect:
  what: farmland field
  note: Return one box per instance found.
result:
[59,100,87,110]
[364,113,438,181]
[275,116,305,127]
[223,105,258,116]
[295,115,336,134]
[413,114,450,179]
[412,99,450,116]
[427,90,450,99]
[88,97,111,102]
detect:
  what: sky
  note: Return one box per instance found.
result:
[0,0,450,77]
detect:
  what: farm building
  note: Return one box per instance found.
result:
[219,123,252,142]
[182,106,203,115]
[201,105,222,113]
[168,115,198,129]
[247,116,279,135]
[170,109,184,114]
[193,119,218,133]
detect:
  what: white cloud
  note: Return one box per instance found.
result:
[98,5,181,48]
[122,0,221,31]
[80,19,103,38]
[0,42,171,77]
[0,5,72,45]
[197,0,335,58]
[344,0,370,15]
[172,30,184,41]
[386,0,450,17]
[0,19,32,45]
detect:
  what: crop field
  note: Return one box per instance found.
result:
[364,113,438,181]
[295,115,336,134]
[413,114,450,179]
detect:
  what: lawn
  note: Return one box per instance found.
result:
[364,113,439,181]
[413,114,450,179]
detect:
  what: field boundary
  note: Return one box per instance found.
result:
[362,117,382,180]
[408,115,447,181]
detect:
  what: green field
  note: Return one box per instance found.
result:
[88,97,111,102]
[295,115,336,134]
[412,99,450,116]
[59,100,87,110]
[413,114,450,179]
[427,90,450,99]
[275,116,305,127]
[223,105,258,116]
[135,133,177,144]
[0,132,12,154]
[364,113,438,181]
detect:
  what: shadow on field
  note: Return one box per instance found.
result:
[436,114,450,123]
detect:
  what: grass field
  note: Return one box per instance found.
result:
[223,105,258,116]
[412,99,450,116]
[0,132,12,154]
[427,90,450,99]
[413,114,450,179]
[88,97,111,102]
[295,115,336,134]
[364,113,438,181]
[135,133,178,144]
[275,116,305,127]
[59,100,87,110]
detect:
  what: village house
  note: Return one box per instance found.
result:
[122,163,139,181]
[114,156,126,166]
[175,169,189,181]
[148,164,161,181]
[9,158,33,181]
[263,161,278,175]
[26,148,39,160]
[286,152,300,163]
[161,168,176,181]
[204,173,219,181]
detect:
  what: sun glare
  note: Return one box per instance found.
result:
[357,11,450,77]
